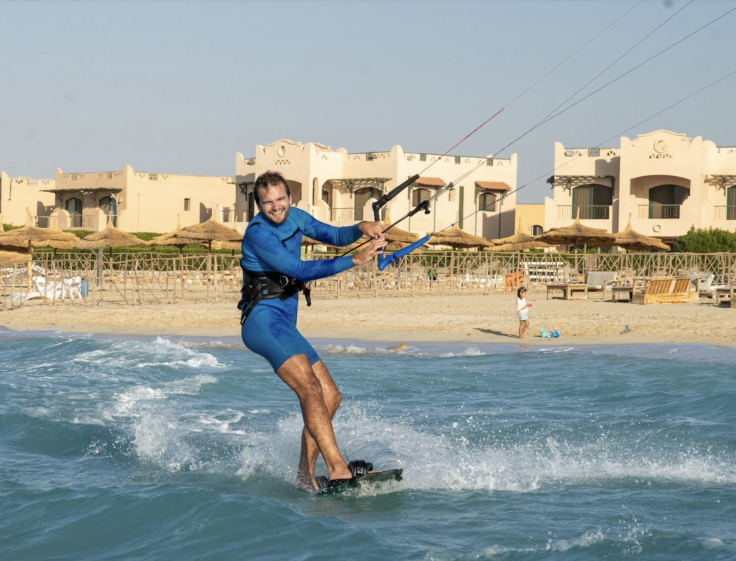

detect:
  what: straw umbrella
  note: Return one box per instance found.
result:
[75,215,146,257]
[427,226,493,250]
[174,206,242,251]
[537,209,616,275]
[614,214,670,252]
[489,219,551,252]
[0,209,79,290]
[174,206,243,297]
[147,214,203,254]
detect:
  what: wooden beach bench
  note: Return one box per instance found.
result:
[714,284,734,306]
[546,283,588,300]
[632,277,692,305]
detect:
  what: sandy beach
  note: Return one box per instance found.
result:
[2,291,734,347]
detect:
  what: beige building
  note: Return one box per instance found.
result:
[0,172,56,227]
[544,130,736,242]
[236,139,518,240]
[514,203,545,236]
[44,165,237,232]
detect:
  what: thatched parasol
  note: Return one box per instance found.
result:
[0,250,31,265]
[536,209,615,249]
[0,209,78,253]
[341,205,421,253]
[147,215,205,253]
[174,205,242,252]
[614,214,670,252]
[427,225,493,250]
[489,219,551,252]
[75,215,146,256]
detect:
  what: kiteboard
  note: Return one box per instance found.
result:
[314,469,403,495]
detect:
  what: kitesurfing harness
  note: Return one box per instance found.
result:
[238,268,311,325]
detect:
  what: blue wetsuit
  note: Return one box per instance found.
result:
[240,207,363,371]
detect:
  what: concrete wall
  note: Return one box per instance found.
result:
[515,203,545,234]
[0,171,56,227]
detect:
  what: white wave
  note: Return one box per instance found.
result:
[439,347,486,358]
[546,530,608,552]
[235,402,736,493]
[74,336,224,370]
[538,347,575,353]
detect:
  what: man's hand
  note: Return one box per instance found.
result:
[352,238,388,266]
[358,221,385,240]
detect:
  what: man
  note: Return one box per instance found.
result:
[239,170,387,490]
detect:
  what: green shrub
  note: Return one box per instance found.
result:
[672,227,736,253]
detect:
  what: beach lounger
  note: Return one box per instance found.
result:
[632,277,692,305]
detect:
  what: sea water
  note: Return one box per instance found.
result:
[1,331,735,560]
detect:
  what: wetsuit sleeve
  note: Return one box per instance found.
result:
[300,211,363,247]
[246,225,355,282]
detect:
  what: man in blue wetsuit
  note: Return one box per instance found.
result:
[240,171,387,490]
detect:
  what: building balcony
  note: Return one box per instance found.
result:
[638,204,681,220]
[557,205,611,220]
[330,207,356,223]
[714,206,736,221]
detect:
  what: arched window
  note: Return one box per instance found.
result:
[99,196,117,226]
[572,184,612,219]
[648,184,688,219]
[479,192,497,212]
[354,187,381,221]
[531,225,543,236]
[412,188,430,206]
[66,197,82,228]
[727,186,736,220]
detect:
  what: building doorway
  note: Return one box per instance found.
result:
[66,197,82,228]
[648,184,688,219]
[354,187,381,221]
[99,196,117,227]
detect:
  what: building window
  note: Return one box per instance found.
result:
[648,184,688,219]
[184,198,191,211]
[479,192,497,212]
[247,192,255,221]
[412,188,430,207]
[99,196,117,227]
[66,197,82,228]
[728,186,736,220]
[531,225,543,236]
[322,189,330,205]
[572,184,612,219]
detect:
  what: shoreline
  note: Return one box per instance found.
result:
[1,292,734,348]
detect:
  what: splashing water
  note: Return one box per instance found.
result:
[1,332,735,560]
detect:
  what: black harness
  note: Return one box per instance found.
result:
[237,269,311,325]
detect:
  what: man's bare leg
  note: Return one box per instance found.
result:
[275,354,351,487]
[295,360,341,489]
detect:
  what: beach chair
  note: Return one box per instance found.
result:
[632,277,692,305]
[585,271,617,300]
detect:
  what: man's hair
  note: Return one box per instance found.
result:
[517,287,527,298]
[253,171,290,206]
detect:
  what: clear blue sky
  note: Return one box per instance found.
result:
[2,0,734,202]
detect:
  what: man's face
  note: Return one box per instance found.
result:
[258,183,291,225]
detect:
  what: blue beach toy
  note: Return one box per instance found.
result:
[550,330,561,338]
[539,330,549,338]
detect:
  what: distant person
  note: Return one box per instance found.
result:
[428,261,438,282]
[517,287,530,339]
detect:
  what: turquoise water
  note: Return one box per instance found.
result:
[1,331,735,560]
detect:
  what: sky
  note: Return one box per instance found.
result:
[1,0,735,203]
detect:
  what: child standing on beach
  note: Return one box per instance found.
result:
[517,287,530,339]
